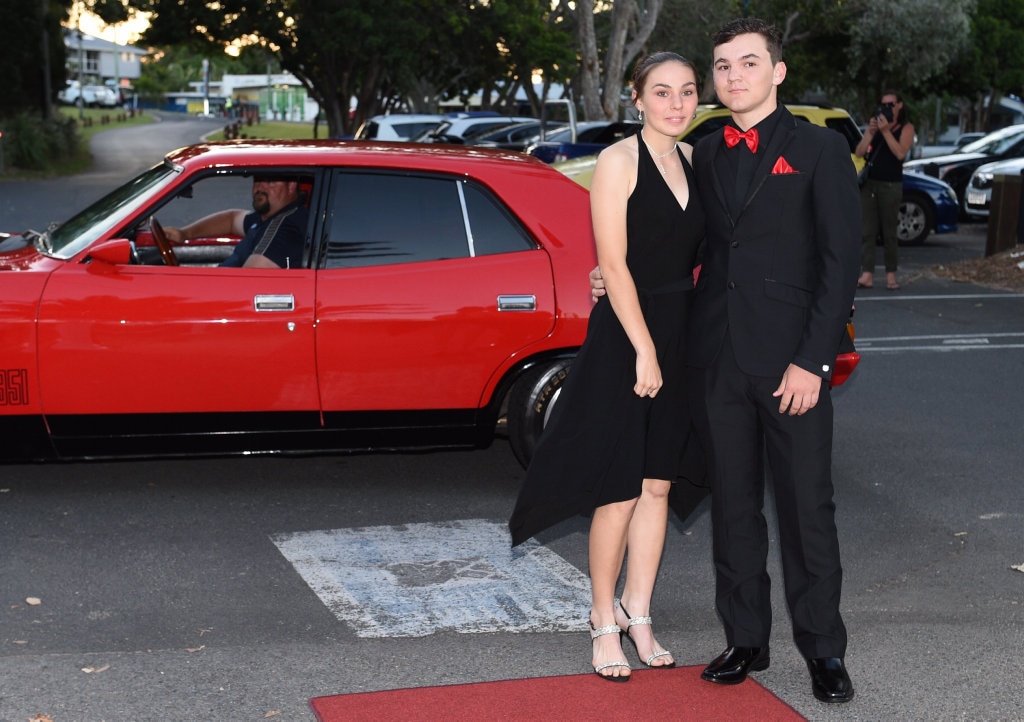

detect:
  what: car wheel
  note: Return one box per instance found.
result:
[897,192,934,246]
[507,360,572,468]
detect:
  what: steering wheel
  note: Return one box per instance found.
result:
[149,216,179,267]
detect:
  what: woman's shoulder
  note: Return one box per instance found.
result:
[595,135,639,172]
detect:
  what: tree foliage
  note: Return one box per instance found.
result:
[1,0,67,118]
[5,0,1020,147]
[846,0,975,116]
[131,0,574,137]
[934,0,1024,131]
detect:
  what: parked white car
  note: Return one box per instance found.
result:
[58,82,119,108]
[353,114,446,141]
[964,157,1024,218]
[413,115,536,144]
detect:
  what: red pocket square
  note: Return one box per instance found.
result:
[771,156,797,174]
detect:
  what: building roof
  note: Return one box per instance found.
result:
[62,28,148,57]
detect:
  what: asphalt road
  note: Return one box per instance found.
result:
[1,117,1023,721]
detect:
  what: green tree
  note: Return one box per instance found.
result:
[1,0,67,118]
[846,0,975,119]
[929,0,1024,131]
[131,0,572,137]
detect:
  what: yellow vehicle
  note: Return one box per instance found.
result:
[554,104,865,188]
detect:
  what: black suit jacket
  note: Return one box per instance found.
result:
[688,107,861,381]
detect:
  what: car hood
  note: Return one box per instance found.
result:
[905,152,991,169]
[903,173,955,192]
[0,233,57,271]
[973,157,1024,176]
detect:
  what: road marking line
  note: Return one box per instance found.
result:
[854,331,1024,352]
[271,519,590,638]
[854,293,1024,301]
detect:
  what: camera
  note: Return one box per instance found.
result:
[874,104,894,122]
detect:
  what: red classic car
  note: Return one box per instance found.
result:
[0,141,597,465]
[1,139,858,467]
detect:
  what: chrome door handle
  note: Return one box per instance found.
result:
[254,294,295,311]
[497,294,536,311]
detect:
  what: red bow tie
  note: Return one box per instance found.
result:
[724,125,759,153]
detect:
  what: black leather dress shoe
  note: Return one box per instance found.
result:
[700,646,770,685]
[807,657,854,703]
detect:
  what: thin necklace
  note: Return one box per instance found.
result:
[641,130,676,174]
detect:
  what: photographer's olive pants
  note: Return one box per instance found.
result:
[860,178,902,273]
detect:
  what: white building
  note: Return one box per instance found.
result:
[173,73,320,121]
[63,29,146,89]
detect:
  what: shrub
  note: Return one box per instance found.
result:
[0,111,81,171]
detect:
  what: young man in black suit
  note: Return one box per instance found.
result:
[687,17,859,703]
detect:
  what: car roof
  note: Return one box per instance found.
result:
[163,139,556,177]
[955,123,1024,153]
[365,113,445,122]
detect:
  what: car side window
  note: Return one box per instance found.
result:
[320,172,533,269]
[461,183,536,256]
[823,117,863,154]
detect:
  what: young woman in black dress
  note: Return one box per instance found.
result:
[510,52,706,681]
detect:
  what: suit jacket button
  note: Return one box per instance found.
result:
[731,241,739,248]
[727,281,736,289]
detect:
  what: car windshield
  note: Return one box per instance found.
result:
[35,162,179,259]
[957,127,1024,155]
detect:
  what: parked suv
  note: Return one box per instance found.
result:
[353,114,445,141]
[414,116,536,145]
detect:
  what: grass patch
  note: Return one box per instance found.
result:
[57,105,155,145]
[205,119,321,141]
[0,107,155,179]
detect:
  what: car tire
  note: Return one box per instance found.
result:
[507,359,572,468]
[897,192,934,246]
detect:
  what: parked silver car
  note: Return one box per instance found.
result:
[964,157,1024,218]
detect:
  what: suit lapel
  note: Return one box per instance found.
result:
[738,110,798,214]
[706,134,733,222]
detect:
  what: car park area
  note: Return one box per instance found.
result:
[904,123,1024,215]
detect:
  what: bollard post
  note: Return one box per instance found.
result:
[1018,169,1024,246]
[985,172,1022,256]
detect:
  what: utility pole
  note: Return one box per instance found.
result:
[40,0,53,119]
[77,27,85,120]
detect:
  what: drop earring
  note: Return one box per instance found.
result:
[638,110,644,122]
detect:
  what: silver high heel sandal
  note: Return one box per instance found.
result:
[615,598,675,668]
[589,620,632,682]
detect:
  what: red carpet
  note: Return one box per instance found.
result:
[310,665,805,721]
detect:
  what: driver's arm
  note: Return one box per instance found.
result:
[164,209,247,244]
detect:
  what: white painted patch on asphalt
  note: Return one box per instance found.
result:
[271,519,590,638]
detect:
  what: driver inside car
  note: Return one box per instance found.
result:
[161,174,308,269]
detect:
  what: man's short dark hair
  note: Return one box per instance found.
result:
[713,17,783,65]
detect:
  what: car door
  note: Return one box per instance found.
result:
[313,169,556,417]
[35,257,319,452]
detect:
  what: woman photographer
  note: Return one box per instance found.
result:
[855,91,914,290]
